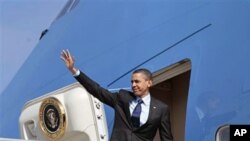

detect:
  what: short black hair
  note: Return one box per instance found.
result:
[132,68,152,80]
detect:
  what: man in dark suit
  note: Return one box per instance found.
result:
[61,49,173,141]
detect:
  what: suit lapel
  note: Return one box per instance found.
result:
[124,92,135,127]
[148,98,157,122]
[124,100,132,124]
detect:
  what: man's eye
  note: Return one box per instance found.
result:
[131,80,140,83]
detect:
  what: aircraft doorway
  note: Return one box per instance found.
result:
[151,60,191,141]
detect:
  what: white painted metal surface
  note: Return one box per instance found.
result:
[19,83,108,141]
[0,138,37,141]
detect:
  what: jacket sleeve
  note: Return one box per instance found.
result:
[159,106,173,141]
[74,71,117,108]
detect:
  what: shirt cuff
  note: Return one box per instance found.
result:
[73,69,80,77]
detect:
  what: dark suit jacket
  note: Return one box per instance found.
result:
[75,71,173,141]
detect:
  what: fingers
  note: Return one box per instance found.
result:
[60,49,77,72]
[60,49,75,64]
[60,56,66,62]
[61,49,71,59]
[61,49,68,58]
[66,49,71,58]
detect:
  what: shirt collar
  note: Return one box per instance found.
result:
[135,93,151,106]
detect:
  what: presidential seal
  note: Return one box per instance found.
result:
[39,97,66,140]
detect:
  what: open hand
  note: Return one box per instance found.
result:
[60,49,77,74]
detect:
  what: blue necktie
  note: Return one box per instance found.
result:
[131,99,143,128]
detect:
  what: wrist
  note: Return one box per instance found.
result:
[69,67,78,75]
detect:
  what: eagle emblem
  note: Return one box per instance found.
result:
[39,97,66,140]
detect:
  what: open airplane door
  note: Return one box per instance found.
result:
[19,83,108,141]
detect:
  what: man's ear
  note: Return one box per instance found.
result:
[148,80,153,87]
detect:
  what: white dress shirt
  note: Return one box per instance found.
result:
[73,69,81,77]
[129,94,151,126]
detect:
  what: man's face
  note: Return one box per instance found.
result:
[131,73,152,97]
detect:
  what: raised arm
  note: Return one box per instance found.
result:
[60,49,117,107]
